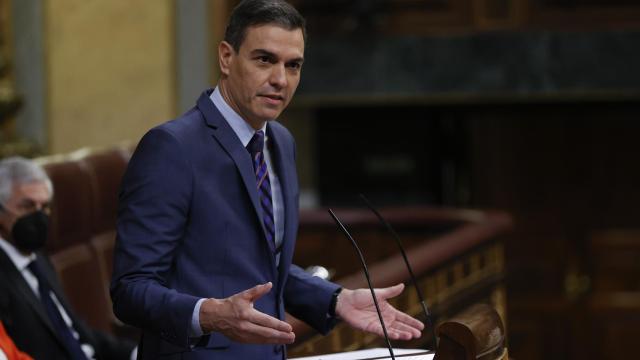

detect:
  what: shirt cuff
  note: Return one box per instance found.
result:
[190,298,206,337]
[327,288,342,320]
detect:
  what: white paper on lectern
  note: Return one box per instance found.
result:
[289,347,434,360]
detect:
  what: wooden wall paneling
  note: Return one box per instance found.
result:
[290,0,640,35]
[290,0,475,36]
[590,229,640,293]
[472,0,528,30]
[468,106,640,359]
[528,0,640,29]
[507,295,579,360]
[588,292,640,359]
[280,0,640,35]
[383,0,475,35]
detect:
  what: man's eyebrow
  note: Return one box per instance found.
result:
[250,48,304,63]
[288,56,304,64]
[250,49,277,58]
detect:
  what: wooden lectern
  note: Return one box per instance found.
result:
[435,304,508,360]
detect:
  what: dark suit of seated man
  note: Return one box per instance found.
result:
[0,157,136,360]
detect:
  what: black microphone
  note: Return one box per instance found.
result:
[359,194,438,351]
[327,208,396,360]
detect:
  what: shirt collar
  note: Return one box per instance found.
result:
[0,235,36,272]
[210,86,268,148]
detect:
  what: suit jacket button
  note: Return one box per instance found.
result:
[274,345,282,354]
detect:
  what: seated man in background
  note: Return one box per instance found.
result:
[0,157,135,360]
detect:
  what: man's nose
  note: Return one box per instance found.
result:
[269,64,287,89]
[35,203,51,214]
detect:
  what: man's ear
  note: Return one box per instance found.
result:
[218,41,235,76]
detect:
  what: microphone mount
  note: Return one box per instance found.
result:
[359,194,438,351]
[328,208,396,360]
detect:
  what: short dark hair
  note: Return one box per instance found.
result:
[224,0,306,52]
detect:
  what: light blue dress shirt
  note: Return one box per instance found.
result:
[189,87,286,337]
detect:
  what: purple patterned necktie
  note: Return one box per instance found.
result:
[247,130,277,252]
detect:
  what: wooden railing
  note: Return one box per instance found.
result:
[288,207,512,357]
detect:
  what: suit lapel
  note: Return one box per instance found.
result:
[197,92,266,235]
[197,91,278,275]
[0,250,67,347]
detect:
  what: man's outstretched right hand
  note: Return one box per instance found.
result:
[198,282,295,344]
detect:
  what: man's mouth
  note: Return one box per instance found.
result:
[260,94,284,103]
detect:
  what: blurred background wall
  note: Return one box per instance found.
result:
[1,0,639,359]
[4,0,178,154]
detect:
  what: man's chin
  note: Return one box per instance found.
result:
[256,110,283,122]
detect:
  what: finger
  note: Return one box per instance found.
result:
[239,321,296,344]
[389,320,422,339]
[366,322,412,341]
[241,282,273,302]
[364,322,387,338]
[393,310,425,331]
[366,317,415,340]
[248,308,293,333]
[374,283,404,300]
[387,328,414,340]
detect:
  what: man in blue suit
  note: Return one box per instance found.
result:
[110,1,424,358]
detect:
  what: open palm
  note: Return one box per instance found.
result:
[336,283,424,340]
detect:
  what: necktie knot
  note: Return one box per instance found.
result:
[27,260,44,280]
[247,130,265,156]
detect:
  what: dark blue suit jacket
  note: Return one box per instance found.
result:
[111,89,340,359]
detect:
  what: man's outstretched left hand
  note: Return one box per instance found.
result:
[335,283,424,340]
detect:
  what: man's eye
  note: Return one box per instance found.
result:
[257,56,271,63]
[287,62,301,70]
[18,203,35,212]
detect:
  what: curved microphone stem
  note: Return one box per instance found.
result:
[359,194,438,350]
[328,209,395,360]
